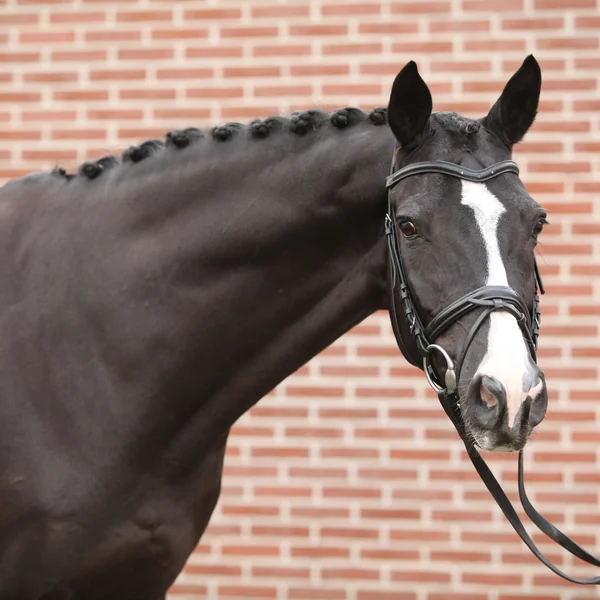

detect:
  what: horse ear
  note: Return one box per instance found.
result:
[485,55,542,147]
[387,61,432,149]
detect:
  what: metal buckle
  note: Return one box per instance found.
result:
[423,344,457,394]
[384,214,393,235]
[408,314,416,333]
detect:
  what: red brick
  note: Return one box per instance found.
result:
[252,5,310,18]
[292,546,350,559]
[359,22,419,34]
[252,446,309,458]
[358,593,416,600]
[221,545,280,557]
[285,427,343,439]
[392,570,451,583]
[254,485,311,498]
[430,20,490,32]
[324,486,381,499]
[0,13,39,24]
[0,51,41,63]
[85,30,141,42]
[361,548,419,561]
[463,0,523,9]
[323,43,382,55]
[221,26,279,38]
[321,568,379,581]
[0,129,43,141]
[502,17,564,29]
[535,0,595,7]
[52,50,106,62]
[22,149,78,161]
[87,109,143,121]
[51,129,106,141]
[118,48,174,61]
[391,2,451,13]
[184,8,240,20]
[19,31,75,43]
[289,588,346,600]
[254,85,313,98]
[50,11,105,23]
[53,90,108,101]
[221,504,279,517]
[534,451,596,463]
[390,449,450,461]
[392,41,453,53]
[463,573,523,585]
[186,45,243,59]
[120,89,175,101]
[321,447,380,459]
[185,564,240,576]
[90,69,146,82]
[219,585,277,598]
[151,28,209,40]
[186,86,243,99]
[575,16,600,28]
[116,10,172,22]
[431,550,492,562]
[252,565,310,579]
[0,92,41,103]
[224,66,280,78]
[465,39,526,51]
[361,508,420,519]
[322,3,381,15]
[23,72,79,83]
[290,25,348,36]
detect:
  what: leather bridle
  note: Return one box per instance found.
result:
[386,157,600,584]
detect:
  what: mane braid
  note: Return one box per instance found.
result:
[212,122,244,142]
[79,155,120,180]
[122,139,165,164]
[166,127,204,149]
[51,106,388,181]
[331,107,368,129]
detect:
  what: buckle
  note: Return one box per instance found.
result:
[384,214,393,235]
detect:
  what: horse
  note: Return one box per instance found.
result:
[0,56,548,599]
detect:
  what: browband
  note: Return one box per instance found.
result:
[386,159,520,189]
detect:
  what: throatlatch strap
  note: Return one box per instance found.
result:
[437,389,600,584]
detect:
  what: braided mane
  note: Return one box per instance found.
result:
[51,107,388,181]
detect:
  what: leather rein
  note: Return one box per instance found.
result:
[386,157,600,584]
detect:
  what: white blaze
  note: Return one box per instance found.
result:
[461,181,540,428]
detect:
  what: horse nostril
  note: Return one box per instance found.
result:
[480,375,506,409]
[480,384,498,408]
[466,375,507,431]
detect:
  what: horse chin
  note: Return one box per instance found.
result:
[470,431,527,454]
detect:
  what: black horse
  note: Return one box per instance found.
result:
[0,57,548,599]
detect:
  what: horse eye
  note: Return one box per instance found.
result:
[399,221,417,238]
[533,219,546,237]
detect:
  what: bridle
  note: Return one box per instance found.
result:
[386,156,600,584]
[385,158,542,393]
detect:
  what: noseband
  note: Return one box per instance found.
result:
[386,156,600,585]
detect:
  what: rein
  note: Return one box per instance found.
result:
[386,157,600,584]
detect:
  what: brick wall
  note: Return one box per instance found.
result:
[2,0,600,598]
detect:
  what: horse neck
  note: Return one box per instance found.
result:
[108,124,393,470]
